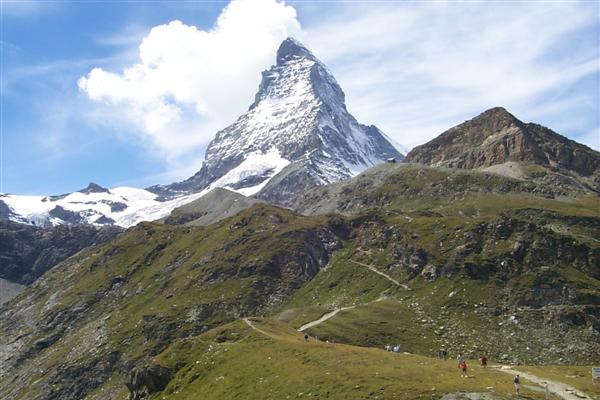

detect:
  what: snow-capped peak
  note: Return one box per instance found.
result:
[3,38,406,227]
[162,37,404,204]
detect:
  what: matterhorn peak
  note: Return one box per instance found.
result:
[155,38,404,205]
[276,37,316,65]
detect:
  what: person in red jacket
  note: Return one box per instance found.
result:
[460,360,468,377]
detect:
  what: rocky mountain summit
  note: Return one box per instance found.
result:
[154,38,403,205]
[405,107,600,192]
[2,38,402,228]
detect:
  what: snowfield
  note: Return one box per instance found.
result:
[1,149,290,228]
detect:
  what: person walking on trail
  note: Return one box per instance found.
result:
[456,353,464,366]
[514,374,521,395]
[480,354,488,368]
[304,333,309,342]
[459,360,468,378]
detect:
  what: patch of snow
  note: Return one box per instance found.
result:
[2,185,191,228]
[209,148,290,196]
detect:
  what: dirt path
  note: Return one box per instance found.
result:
[493,366,591,400]
[349,259,410,290]
[243,317,277,339]
[297,306,356,332]
[297,296,389,332]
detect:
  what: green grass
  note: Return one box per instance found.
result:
[151,318,550,400]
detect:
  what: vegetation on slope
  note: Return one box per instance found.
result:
[1,163,598,400]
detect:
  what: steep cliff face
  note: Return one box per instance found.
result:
[0,220,122,286]
[404,107,600,191]
[156,38,403,204]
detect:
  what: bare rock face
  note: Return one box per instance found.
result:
[152,38,403,204]
[125,364,171,400]
[405,107,600,186]
[0,220,122,285]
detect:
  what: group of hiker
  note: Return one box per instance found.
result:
[456,353,521,395]
[456,352,488,377]
[304,333,335,346]
[384,344,402,353]
[302,333,522,395]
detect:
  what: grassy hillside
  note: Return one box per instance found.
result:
[1,164,599,400]
[150,318,561,400]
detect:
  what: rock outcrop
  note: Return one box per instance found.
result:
[0,220,122,286]
[405,107,600,191]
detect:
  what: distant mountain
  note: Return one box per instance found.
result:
[152,37,403,205]
[405,107,600,192]
[0,183,208,228]
[2,38,403,227]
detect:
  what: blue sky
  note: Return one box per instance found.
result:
[1,0,599,195]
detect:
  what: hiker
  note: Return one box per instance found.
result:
[514,374,520,395]
[460,360,468,377]
[304,333,309,342]
[480,354,488,368]
[456,353,464,366]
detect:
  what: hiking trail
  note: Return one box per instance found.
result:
[493,366,591,400]
[297,306,356,332]
[243,317,277,339]
[349,259,410,290]
[296,296,388,332]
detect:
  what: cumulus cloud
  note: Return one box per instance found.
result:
[78,0,302,161]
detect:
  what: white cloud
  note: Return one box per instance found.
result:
[300,1,599,150]
[78,0,302,162]
[78,0,599,177]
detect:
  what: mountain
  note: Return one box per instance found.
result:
[405,107,600,192]
[0,220,122,303]
[2,119,599,399]
[0,184,200,228]
[1,173,598,399]
[2,38,403,228]
[163,188,262,226]
[152,37,403,205]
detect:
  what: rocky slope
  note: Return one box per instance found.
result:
[153,38,403,205]
[405,107,600,192]
[0,278,25,305]
[162,188,261,227]
[1,168,598,399]
[0,220,121,287]
[0,205,348,400]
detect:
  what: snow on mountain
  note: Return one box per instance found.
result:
[156,37,404,204]
[0,182,222,228]
[208,148,290,196]
[3,37,406,228]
